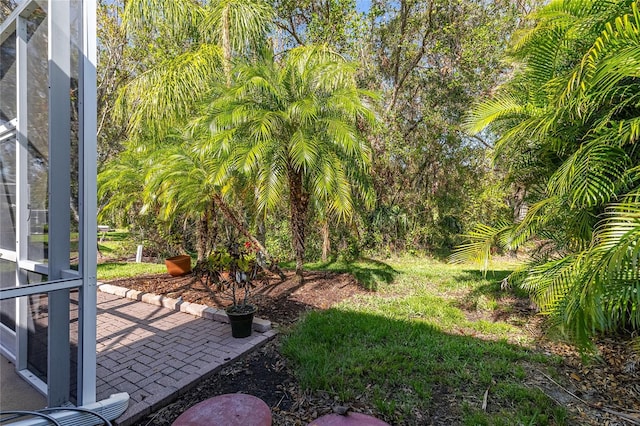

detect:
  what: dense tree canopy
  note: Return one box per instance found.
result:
[99,0,274,260]
[98,1,531,269]
[95,0,640,347]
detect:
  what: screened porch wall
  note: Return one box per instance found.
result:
[0,0,97,407]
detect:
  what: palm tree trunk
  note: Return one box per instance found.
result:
[289,165,309,282]
[321,220,330,262]
[208,199,218,250]
[195,200,218,261]
[195,213,208,261]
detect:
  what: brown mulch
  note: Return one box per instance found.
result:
[531,338,640,426]
[114,270,640,426]
[106,269,366,327]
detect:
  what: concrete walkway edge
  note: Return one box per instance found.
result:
[97,283,272,332]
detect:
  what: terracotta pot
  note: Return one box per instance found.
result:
[165,255,192,276]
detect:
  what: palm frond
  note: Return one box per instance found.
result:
[123,0,204,40]
[548,141,630,208]
[464,93,528,134]
[449,222,513,272]
[115,44,223,141]
[203,0,273,54]
[521,254,580,315]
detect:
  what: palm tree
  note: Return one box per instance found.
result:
[101,0,275,262]
[196,46,378,281]
[453,0,640,348]
[117,0,273,141]
[141,139,222,261]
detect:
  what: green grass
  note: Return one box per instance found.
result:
[96,230,170,280]
[98,230,139,258]
[283,256,567,425]
[97,262,167,280]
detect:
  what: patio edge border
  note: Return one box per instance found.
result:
[97,282,272,332]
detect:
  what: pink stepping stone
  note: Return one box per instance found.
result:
[308,412,390,426]
[172,393,272,426]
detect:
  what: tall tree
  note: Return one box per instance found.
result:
[115,0,273,141]
[101,0,274,259]
[362,0,524,250]
[196,46,378,280]
[273,0,527,253]
[97,0,150,164]
[271,0,363,52]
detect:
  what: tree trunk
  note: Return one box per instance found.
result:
[195,200,218,261]
[508,185,527,257]
[321,220,330,262]
[207,199,218,253]
[195,213,208,261]
[289,165,309,282]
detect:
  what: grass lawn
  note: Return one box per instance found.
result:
[98,230,139,258]
[283,256,567,425]
[94,241,567,424]
[97,261,167,280]
[96,230,169,280]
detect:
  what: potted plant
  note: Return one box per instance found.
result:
[206,243,258,338]
[165,254,192,276]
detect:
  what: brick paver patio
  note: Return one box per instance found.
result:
[95,292,276,426]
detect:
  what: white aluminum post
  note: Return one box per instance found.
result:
[48,0,72,406]
[77,0,98,406]
[14,12,28,373]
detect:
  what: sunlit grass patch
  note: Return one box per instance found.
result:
[97,261,167,280]
[98,230,139,259]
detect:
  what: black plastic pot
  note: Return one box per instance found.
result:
[226,306,256,338]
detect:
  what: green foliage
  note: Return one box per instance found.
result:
[263,213,293,260]
[100,0,280,261]
[272,0,364,53]
[458,0,640,349]
[97,148,187,258]
[198,244,259,309]
[117,0,273,143]
[283,257,565,424]
[450,222,513,272]
[357,0,523,253]
[195,45,379,275]
[99,0,532,265]
[97,231,138,258]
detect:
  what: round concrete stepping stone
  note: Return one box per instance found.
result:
[172,393,271,426]
[308,412,390,426]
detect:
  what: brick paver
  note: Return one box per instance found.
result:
[95,292,276,426]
